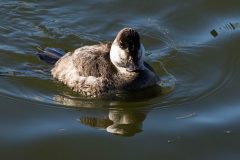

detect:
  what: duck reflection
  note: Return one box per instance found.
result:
[80,110,146,137]
[53,91,153,137]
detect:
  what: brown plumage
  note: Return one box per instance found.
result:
[49,28,160,97]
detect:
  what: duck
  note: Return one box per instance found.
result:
[37,28,160,97]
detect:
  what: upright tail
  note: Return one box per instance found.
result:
[36,47,66,65]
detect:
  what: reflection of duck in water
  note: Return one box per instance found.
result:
[53,94,147,136]
[37,28,160,97]
[80,110,146,137]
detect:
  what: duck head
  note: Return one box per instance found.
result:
[110,28,145,73]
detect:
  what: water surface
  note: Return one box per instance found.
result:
[1,0,240,159]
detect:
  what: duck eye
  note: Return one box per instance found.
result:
[119,41,124,48]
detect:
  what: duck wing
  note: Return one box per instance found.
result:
[52,43,115,78]
[71,43,116,78]
[51,43,117,96]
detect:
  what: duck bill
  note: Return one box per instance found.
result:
[126,61,141,72]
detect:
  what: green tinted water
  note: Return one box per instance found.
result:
[1,0,240,159]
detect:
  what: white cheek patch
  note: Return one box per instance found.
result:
[110,43,147,72]
[110,44,128,65]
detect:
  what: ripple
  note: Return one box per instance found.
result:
[0,0,240,112]
[0,29,238,110]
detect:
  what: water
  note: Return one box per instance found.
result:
[1,0,240,159]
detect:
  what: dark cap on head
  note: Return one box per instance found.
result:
[116,28,141,52]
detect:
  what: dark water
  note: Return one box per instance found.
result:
[1,0,240,159]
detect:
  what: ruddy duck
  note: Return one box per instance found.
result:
[37,28,160,97]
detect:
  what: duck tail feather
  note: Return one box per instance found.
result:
[36,47,66,65]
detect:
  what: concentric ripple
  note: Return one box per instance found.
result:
[0,0,240,110]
